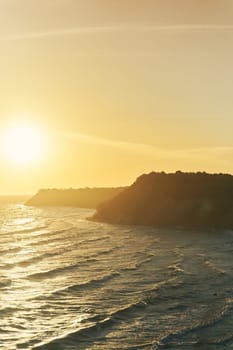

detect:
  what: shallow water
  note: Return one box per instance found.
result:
[0,198,233,349]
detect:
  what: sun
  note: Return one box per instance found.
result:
[2,122,45,166]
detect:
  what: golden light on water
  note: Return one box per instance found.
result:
[1,122,46,167]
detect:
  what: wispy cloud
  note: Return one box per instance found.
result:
[2,24,233,41]
[65,131,233,160]
[0,26,121,41]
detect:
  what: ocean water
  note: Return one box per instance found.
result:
[0,198,233,350]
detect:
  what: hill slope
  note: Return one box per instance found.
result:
[92,172,233,229]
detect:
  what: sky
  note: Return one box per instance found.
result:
[0,0,233,194]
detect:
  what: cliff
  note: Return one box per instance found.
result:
[26,187,125,208]
[92,172,233,229]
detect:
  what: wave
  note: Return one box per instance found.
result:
[79,235,111,244]
[1,225,48,236]
[17,255,46,267]
[28,229,110,247]
[203,259,226,274]
[20,244,122,282]
[154,298,233,349]
[32,277,177,349]
[0,252,58,270]
[26,245,123,281]
[0,306,22,316]
[34,272,120,301]
[27,263,83,280]
[0,246,22,255]
[29,232,73,247]
[122,256,153,272]
[57,271,119,294]
[30,236,116,259]
[0,278,12,288]
[32,305,143,349]
[168,261,185,275]
[29,227,71,238]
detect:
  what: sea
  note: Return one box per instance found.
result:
[0,196,233,350]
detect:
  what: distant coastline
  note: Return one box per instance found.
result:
[27,171,233,229]
[26,187,125,208]
[91,171,233,229]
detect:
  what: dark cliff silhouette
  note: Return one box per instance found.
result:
[92,172,233,229]
[26,187,125,208]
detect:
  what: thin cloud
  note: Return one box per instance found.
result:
[65,131,233,160]
[0,26,121,41]
[1,24,233,41]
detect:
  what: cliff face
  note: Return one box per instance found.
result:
[92,172,233,229]
[26,187,125,208]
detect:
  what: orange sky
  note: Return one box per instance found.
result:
[0,1,233,194]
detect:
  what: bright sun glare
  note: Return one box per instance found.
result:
[2,122,45,166]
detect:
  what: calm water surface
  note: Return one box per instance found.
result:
[0,197,233,349]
